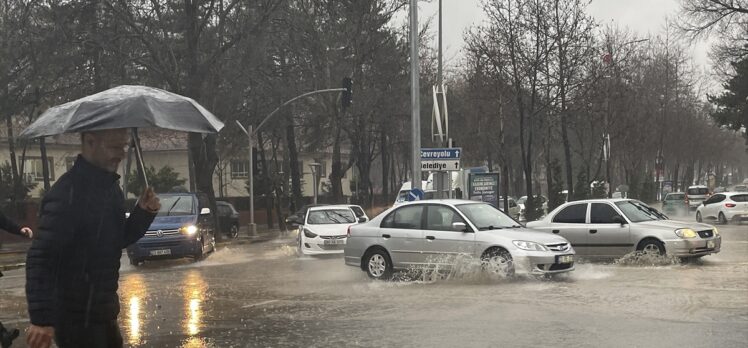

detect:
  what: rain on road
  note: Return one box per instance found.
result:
[1,215,746,348]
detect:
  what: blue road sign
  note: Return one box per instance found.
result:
[420,148,462,160]
[408,188,424,201]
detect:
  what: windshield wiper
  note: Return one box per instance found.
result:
[478,225,503,231]
[165,197,181,216]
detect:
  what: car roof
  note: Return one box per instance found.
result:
[687,185,708,188]
[309,205,355,211]
[558,198,633,204]
[665,192,685,195]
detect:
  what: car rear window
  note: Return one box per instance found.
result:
[667,193,685,200]
[730,194,748,202]
[687,188,708,195]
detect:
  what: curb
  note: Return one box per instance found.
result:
[0,263,25,272]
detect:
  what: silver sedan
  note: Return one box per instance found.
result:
[526,199,721,259]
[344,200,576,280]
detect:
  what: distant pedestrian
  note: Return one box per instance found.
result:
[25,129,160,348]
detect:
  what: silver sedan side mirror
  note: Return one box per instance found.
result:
[452,222,468,232]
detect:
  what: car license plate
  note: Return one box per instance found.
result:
[707,240,715,249]
[556,254,574,264]
[324,239,345,245]
[150,249,171,256]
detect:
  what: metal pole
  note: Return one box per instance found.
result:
[248,125,257,236]
[438,0,442,87]
[311,165,318,205]
[410,0,421,190]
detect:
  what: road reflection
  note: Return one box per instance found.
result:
[183,270,208,339]
[121,273,147,346]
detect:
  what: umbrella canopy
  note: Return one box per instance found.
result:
[19,85,224,139]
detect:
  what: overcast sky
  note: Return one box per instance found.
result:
[414,0,714,86]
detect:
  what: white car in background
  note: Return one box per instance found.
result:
[298,205,365,255]
[696,192,748,224]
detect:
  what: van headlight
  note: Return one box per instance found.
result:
[180,225,198,235]
[512,240,548,251]
[674,228,697,239]
[303,228,318,238]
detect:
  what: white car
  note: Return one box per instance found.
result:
[298,205,364,255]
[696,192,748,224]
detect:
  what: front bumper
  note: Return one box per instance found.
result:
[300,236,347,255]
[512,249,576,274]
[664,235,721,257]
[127,236,201,260]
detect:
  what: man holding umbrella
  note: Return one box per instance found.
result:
[19,85,224,348]
[25,129,160,348]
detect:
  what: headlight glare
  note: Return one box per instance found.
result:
[712,227,719,236]
[674,228,697,238]
[512,240,548,251]
[180,225,198,235]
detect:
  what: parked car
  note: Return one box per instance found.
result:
[498,196,520,220]
[127,192,217,266]
[686,185,710,210]
[348,204,370,222]
[216,201,240,238]
[517,195,549,221]
[344,200,576,280]
[298,205,364,255]
[526,199,720,260]
[696,192,748,224]
[731,184,748,192]
[662,192,688,216]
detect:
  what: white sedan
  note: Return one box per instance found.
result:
[298,205,364,255]
[696,192,748,224]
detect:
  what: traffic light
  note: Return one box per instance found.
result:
[341,77,353,108]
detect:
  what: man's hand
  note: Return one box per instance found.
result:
[26,325,54,348]
[20,227,33,239]
[138,187,161,213]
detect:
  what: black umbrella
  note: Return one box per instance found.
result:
[19,85,224,187]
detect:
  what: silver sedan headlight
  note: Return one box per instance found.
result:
[512,240,549,251]
[674,228,697,239]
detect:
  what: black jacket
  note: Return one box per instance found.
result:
[0,210,23,236]
[25,155,155,327]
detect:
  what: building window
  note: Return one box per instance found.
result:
[24,157,55,182]
[65,157,76,171]
[230,160,249,179]
[312,159,327,177]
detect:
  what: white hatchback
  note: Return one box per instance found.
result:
[696,192,748,224]
[298,205,364,255]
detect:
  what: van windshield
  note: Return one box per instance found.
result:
[157,195,196,217]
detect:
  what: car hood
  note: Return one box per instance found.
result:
[481,228,569,245]
[149,215,197,230]
[304,223,356,236]
[633,219,713,231]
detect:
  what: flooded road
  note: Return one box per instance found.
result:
[1,215,746,347]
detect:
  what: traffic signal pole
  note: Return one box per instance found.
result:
[236,87,350,236]
[410,0,422,190]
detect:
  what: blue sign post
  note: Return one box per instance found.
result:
[407,188,424,201]
[421,147,462,171]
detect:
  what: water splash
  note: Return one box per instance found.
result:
[615,251,681,266]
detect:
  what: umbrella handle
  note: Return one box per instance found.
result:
[131,128,150,189]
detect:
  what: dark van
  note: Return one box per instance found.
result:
[126,192,217,266]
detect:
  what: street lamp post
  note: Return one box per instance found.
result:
[236,87,348,237]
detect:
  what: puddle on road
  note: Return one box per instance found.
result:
[175,248,253,269]
[615,251,681,266]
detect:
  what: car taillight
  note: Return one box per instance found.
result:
[725,203,736,208]
[347,226,352,237]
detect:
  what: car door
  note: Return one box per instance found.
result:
[537,203,590,256]
[420,204,476,266]
[587,203,632,257]
[702,194,723,220]
[379,204,426,268]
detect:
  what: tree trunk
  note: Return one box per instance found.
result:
[380,130,389,204]
[257,132,274,229]
[329,121,344,203]
[286,121,302,211]
[6,114,21,203]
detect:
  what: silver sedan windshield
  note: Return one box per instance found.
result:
[456,203,519,230]
[614,200,664,223]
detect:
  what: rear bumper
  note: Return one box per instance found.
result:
[300,236,347,255]
[664,236,721,257]
[723,211,748,221]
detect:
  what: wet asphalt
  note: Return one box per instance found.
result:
[0,213,746,348]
